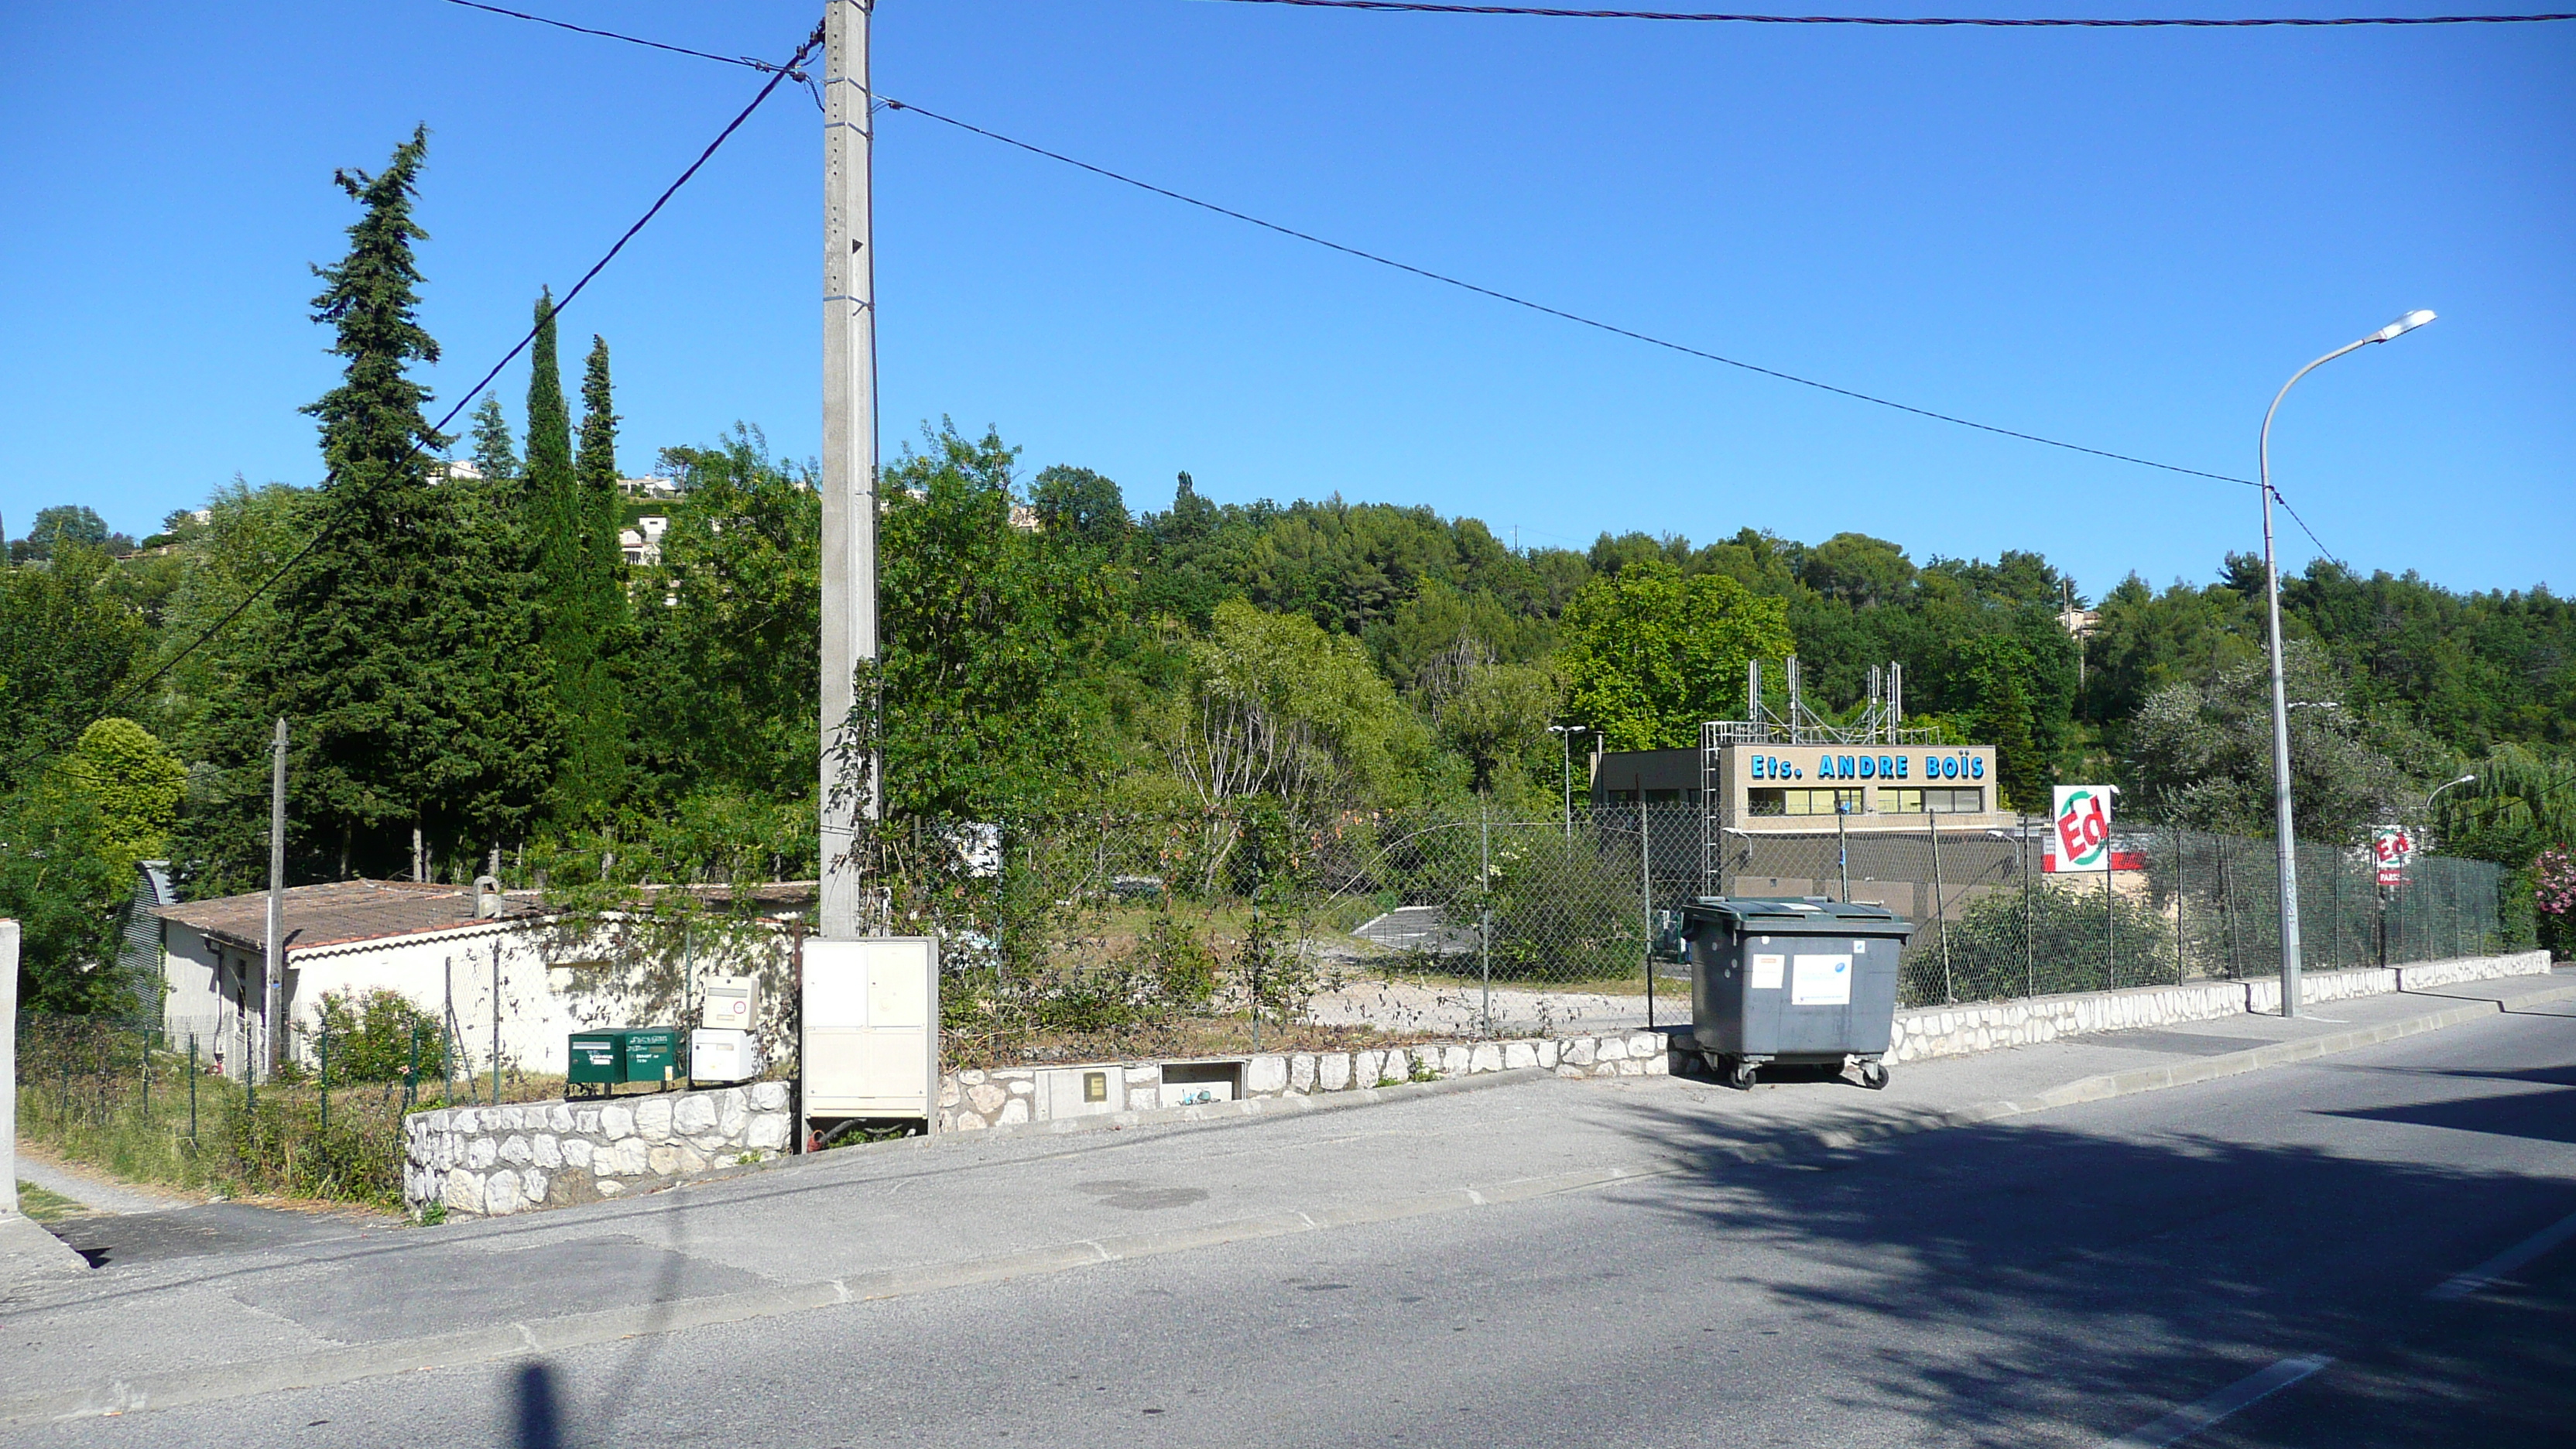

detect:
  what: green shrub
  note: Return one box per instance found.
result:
[311,988,448,1084]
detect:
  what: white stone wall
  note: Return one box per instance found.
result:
[1886,951,2550,1064]
[406,1082,794,1218]
[937,1030,1673,1132]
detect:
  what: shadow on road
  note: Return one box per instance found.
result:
[512,1361,565,1449]
[1597,1070,2576,1444]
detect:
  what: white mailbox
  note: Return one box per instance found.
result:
[800,937,938,1131]
[701,974,761,1032]
[690,1027,765,1084]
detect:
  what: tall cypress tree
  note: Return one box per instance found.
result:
[185,128,555,887]
[560,334,628,817]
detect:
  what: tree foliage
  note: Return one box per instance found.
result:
[180,128,557,891]
[1557,561,1793,751]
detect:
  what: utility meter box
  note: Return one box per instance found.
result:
[1040,1065,1126,1120]
[690,1027,764,1084]
[701,975,761,1032]
[801,937,938,1132]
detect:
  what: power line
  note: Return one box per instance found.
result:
[2269,488,2341,566]
[879,94,2259,488]
[5,21,826,789]
[435,0,807,74]
[1209,0,2576,24]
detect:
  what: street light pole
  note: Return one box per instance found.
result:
[1547,724,1591,839]
[2257,308,2435,1017]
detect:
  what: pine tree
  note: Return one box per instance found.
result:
[468,393,519,482]
[179,129,556,888]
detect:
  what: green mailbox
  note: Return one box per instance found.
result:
[567,1026,683,1094]
[568,1030,625,1090]
[621,1027,681,1086]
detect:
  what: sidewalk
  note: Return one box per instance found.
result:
[6,967,2569,1424]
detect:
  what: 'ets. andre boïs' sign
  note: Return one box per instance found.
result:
[2048,786,2112,874]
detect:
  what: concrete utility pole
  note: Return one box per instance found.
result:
[819,0,880,940]
[264,718,286,1079]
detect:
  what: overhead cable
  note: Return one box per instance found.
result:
[2269,488,2341,565]
[879,95,2258,488]
[9,21,825,786]
[1208,0,2576,25]
[435,0,807,73]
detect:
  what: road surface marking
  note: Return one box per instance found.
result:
[2096,1355,2331,1449]
[2427,1207,2576,1302]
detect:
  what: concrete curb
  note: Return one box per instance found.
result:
[0,1213,91,1289]
[11,978,2569,1427]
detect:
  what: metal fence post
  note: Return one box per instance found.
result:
[2173,827,2186,984]
[1639,796,1654,1031]
[1928,812,1952,1004]
[2104,865,2118,992]
[188,1033,199,1145]
[319,1020,330,1136]
[1478,799,1492,1039]
[2021,814,2034,1001]
[490,939,503,1107]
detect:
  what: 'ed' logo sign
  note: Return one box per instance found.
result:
[2051,786,2112,874]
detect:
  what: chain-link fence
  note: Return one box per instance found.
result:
[1714,821,2506,1008]
[852,804,2515,1063]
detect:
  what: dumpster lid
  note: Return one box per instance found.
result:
[1680,896,1917,935]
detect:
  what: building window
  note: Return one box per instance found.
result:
[1885,787,1983,814]
[1749,787,1861,817]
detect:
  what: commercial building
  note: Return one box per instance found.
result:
[1589,657,2026,916]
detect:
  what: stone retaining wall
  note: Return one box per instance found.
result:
[406,1082,794,1218]
[1886,951,2549,1064]
[405,951,2547,1216]
[937,1030,1672,1133]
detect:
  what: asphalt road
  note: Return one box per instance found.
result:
[15,1002,2574,1448]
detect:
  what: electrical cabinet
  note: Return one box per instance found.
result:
[800,937,938,1129]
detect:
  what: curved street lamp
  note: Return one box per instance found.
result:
[1547,724,1594,838]
[2259,309,2436,1017]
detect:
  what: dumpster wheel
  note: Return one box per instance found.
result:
[1856,1058,1890,1091]
[1728,1057,1763,1091]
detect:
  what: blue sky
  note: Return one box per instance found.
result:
[1,1,2567,599]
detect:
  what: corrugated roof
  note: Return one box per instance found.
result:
[155,879,554,956]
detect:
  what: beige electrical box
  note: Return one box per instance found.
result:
[800,937,938,1129]
[701,975,760,1032]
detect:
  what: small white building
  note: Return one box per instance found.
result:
[154,879,574,1081]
